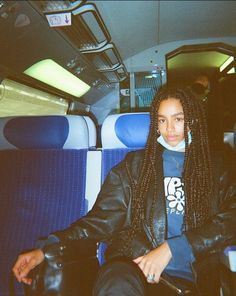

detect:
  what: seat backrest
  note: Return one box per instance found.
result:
[101,112,150,179]
[0,115,90,296]
[101,113,150,148]
[97,113,150,264]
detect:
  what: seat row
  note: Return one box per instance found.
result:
[0,113,150,296]
[0,114,235,296]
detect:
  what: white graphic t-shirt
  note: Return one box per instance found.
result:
[165,176,185,237]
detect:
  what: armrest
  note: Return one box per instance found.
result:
[24,240,99,296]
[43,239,98,264]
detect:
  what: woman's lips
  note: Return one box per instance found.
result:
[166,135,177,141]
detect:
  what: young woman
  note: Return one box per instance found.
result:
[13,87,236,296]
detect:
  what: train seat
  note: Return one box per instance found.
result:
[101,112,150,179]
[98,112,150,264]
[0,115,90,296]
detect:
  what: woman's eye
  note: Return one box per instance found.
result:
[158,119,165,124]
[176,117,184,122]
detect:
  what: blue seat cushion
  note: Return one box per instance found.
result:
[0,149,87,296]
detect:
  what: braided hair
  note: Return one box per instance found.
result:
[122,86,213,256]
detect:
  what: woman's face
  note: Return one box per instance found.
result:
[157,98,186,147]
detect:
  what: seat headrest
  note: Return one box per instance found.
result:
[101,113,150,148]
[0,115,89,150]
[83,116,97,147]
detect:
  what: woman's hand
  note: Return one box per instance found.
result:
[12,249,44,285]
[133,242,172,284]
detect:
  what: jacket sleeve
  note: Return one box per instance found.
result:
[51,157,132,243]
[185,153,236,260]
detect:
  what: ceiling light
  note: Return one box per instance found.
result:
[220,56,234,72]
[24,59,90,97]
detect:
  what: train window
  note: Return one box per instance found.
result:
[134,71,162,109]
[0,79,69,116]
[120,71,162,112]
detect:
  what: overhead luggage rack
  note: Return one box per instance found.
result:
[81,43,121,70]
[82,43,128,82]
[30,1,127,86]
[43,3,111,52]
[102,66,128,83]
[35,0,86,14]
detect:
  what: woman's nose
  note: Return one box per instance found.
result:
[166,121,174,131]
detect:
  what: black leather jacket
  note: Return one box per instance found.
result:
[52,149,236,295]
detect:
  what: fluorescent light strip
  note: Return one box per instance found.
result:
[220,56,234,73]
[24,59,90,97]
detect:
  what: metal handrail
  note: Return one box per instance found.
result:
[72,3,111,51]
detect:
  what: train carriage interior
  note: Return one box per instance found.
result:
[0,1,235,295]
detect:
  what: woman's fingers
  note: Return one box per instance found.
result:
[133,242,172,284]
[12,249,44,283]
[21,277,33,285]
[132,256,143,264]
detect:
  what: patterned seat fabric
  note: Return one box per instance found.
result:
[0,115,90,296]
